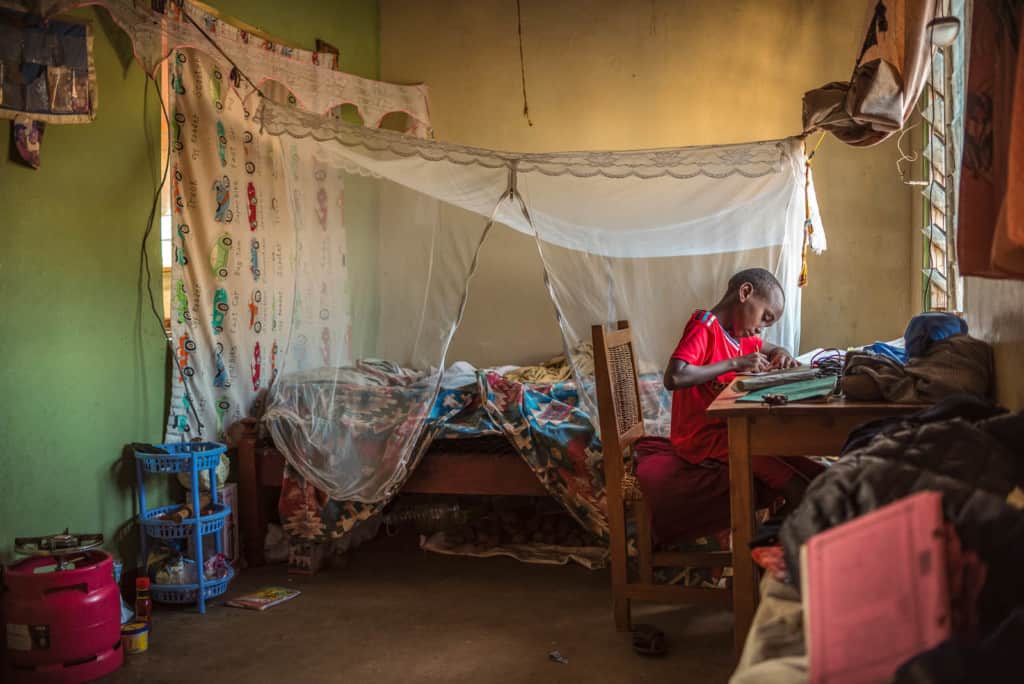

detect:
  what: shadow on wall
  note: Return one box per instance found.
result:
[964,277,1024,410]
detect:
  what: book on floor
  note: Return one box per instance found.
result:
[226,587,301,611]
[801,490,950,684]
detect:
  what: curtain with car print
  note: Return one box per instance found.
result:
[165,46,349,443]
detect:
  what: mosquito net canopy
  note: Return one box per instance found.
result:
[256,99,825,502]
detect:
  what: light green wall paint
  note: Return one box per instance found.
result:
[0,1,379,563]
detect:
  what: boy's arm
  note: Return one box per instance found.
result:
[663,354,769,391]
[761,341,799,369]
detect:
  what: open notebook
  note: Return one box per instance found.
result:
[801,491,950,684]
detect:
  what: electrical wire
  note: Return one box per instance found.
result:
[809,348,845,377]
[515,0,533,127]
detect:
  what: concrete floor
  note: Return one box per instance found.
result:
[108,539,735,683]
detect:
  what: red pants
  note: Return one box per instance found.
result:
[748,453,825,490]
[634,437,824,545]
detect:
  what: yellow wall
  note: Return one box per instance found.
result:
[381,0,916,366]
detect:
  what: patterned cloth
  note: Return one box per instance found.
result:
[165,45,349,444]
[277,367,673,544]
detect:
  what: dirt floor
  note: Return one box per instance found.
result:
[107,537,735,683]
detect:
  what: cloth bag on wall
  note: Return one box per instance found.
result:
[803,0,935,146]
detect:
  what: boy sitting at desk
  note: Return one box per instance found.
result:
[655,268,822,526]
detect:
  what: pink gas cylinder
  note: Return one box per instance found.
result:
[2,531,123,683]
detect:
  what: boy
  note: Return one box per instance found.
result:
[662,268,821,513]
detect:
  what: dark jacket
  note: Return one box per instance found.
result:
[780,401,1024,635]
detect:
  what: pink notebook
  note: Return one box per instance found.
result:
[802,491,950,684]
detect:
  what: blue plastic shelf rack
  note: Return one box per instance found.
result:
[134,441,233,613]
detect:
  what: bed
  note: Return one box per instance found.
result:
[235,358,673,569]
[237,431,547,567]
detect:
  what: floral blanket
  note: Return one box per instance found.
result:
[278,366,673,545]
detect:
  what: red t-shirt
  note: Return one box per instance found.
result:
[669,310,763,464]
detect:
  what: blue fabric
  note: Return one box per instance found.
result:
[905,313,969,358]
[864,341,909,364]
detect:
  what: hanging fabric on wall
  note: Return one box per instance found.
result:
[163,46,353,442]
[803,0,936,146]
[0,6,97,124]
[957,0,1024,279]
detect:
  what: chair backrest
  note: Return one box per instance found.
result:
[592,321,645,489]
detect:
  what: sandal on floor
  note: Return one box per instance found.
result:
[632,624,667,656]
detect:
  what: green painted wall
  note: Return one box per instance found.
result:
[0,1,380,563]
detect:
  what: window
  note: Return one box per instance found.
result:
[920,0,966,312]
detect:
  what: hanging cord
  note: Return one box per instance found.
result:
[799,132,827,287]
[179,4,267,101]
[895,120,927,184]
[139,74,204,437]
[515,0,533,127]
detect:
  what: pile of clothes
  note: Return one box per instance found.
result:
[734,396,1024,683]
[842,313,993,403]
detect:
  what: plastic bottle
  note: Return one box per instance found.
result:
[135,577,153,626]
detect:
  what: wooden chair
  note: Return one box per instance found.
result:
[592,320,732,631]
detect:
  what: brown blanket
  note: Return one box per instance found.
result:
[841,335,994,403]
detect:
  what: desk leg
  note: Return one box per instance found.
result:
[728,416,758,659]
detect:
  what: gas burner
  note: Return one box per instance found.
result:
[14,529,104,558]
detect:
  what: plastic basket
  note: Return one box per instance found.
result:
[134,442,226,474]
[139,504,230,540]
[151,565,235,605]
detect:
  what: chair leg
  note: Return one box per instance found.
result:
[635,500,654,585]
[610,532,632,632]
[614,592,632,632]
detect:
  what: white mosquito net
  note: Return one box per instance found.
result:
[257,100,825,502]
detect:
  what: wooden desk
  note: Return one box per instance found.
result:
[706,381,922,657]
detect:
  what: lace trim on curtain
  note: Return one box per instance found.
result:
[257,100,792,180]
[40,0,432,132]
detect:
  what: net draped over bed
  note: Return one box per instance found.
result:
[256,99,826,503]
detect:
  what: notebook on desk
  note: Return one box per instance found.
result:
[801,491,950,684]
[736,367,823,392]
[735,376,837,403]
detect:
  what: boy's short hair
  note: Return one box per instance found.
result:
[727,268,784,303]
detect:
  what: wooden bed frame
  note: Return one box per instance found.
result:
[235,423,548,567]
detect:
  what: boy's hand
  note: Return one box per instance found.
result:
[732,352,770,373]
[767,348,799,369]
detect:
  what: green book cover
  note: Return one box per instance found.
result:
[736,376,837,403]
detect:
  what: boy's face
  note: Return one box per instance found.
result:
[733,282,784,338]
